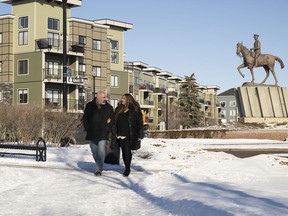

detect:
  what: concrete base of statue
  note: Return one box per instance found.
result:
[235,85,288,123]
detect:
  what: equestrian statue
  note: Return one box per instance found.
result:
[236,34,284,86]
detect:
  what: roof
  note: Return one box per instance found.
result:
[218,88,236,96]
[94,19,133,31]
[143,67,162,73]
[1,0,82,7]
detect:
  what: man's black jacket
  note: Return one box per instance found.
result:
[82,98,114,141]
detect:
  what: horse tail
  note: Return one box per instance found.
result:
[275,56,284,69]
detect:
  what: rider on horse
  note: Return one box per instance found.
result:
[250,33,261,67]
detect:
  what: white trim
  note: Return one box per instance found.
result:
[68,17,109,29]
[143,67,162,73]
[95,19,133,30]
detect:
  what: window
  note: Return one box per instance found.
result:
[18,89,28,104]
[48,18,59,30]
[0,33,2,44]
[110,75,118,87]
[110,40,118,50]
[46,90,59,104]
[47,61,60,76]
[18,31,28,45]
[92,66,101,77]
[79,36,86,45]
[0,91,2,101]
[220,101,226,108]
[134,77,140,85]
[129,85,133,93]
[110,99,118,109]
[79,64,86,73]
[230,101,236,107]
[48,32,59,47]
[221,110,226,118]
[0,61,2,73]
[111,52,119,64]
[230,110,236,116]
[18,60,28,75]
[19,16,28,29]
[92,39,101,50]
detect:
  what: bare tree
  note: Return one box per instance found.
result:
[43,111,82,146]
[18,104,44,143]
[0,103,81,145]
[0,103,44,143]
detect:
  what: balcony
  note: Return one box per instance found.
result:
[44,98,85,112]
[44,68,62,82]
[139,84,155,91]
[168,91,178,97]
[35,38,85,55]
[139,98,154,109]
[143,99,154,106]
[153,87,166,94]
[43,68,86,85]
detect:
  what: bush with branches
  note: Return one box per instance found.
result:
[0,103,82,146]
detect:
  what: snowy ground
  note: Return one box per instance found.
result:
[1,138,288,216]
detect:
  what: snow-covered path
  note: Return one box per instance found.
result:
[1,138,288,216]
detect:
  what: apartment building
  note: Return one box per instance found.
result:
[218,88,238,123]
[198,85,221,126]
[0,0,221,129]
[123,61,183,129]
[0,0,132,112]
[123,61,221,129]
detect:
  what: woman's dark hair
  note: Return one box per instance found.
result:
[116,93,141,114]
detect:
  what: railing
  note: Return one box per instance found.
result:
[158,101,164,107]
[168,91,178,97]
[153,87,166,94]
[139,84,155,91]
[43,68,86,84]
[43,98,85,112]
[43,68,62,81]
[143,99,154,105]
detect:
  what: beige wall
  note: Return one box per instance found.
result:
[107,27,124,72]
[12,0,69,54]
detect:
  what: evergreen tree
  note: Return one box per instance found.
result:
[178,73,203,128]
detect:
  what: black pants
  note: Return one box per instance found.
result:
[118,138,131,171]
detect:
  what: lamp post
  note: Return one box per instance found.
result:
[165,89,169,130]
[92,71,96,99]
[62,0,68,112]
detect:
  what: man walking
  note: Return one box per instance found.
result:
[82,91,114,176]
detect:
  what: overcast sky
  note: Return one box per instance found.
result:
[1,0,288,93]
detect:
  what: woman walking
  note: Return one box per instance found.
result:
[115,93,144,176]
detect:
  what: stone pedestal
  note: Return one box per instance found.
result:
[235,86,288,123]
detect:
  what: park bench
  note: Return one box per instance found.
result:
[0,137,47,162]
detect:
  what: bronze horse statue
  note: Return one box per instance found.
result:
[236,42,284,85]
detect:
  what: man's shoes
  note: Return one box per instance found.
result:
[123,169,130,177]
[94,171,102,176]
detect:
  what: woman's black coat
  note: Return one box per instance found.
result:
[114,108,144,149]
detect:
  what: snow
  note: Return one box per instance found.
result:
[1,138,288,216]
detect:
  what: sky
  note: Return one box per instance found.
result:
[1,0,288,93]
[1,137,288,215]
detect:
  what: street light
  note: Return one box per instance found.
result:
[62,0,68,111]
[165,89,169,130]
